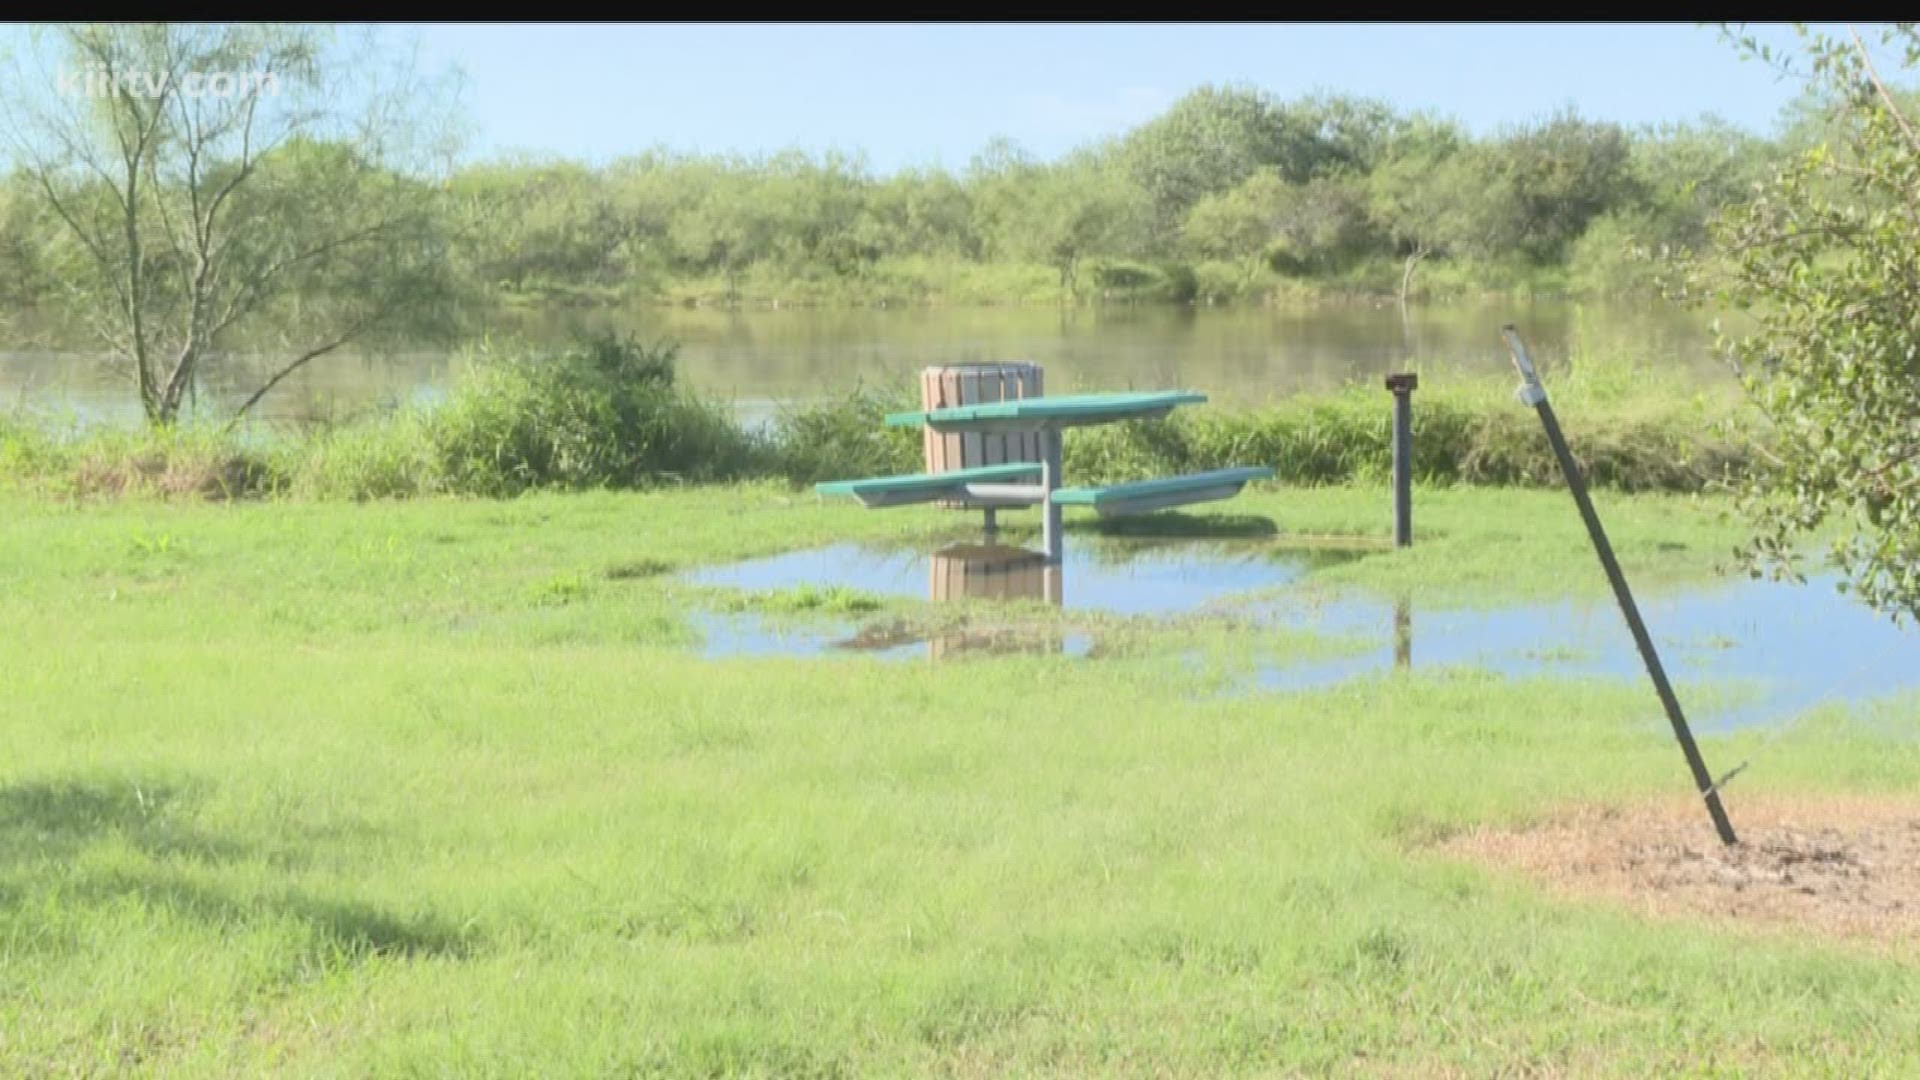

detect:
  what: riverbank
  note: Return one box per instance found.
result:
[1,335,1758,501]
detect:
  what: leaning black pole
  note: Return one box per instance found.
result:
[1502,325,1738,847]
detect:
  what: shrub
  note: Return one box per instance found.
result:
[424,332,758,496]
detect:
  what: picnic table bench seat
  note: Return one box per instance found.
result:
[814,462,1042,508]
[1050,466,1276,517]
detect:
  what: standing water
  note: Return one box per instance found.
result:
[1254,575,1920,731]
[685,536,1919,730]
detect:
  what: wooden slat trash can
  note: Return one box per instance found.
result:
[920,362,1045,509]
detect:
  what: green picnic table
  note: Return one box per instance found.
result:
[818,389,1273,561]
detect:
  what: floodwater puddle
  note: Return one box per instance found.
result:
[1253,575,1920,729]
[684,537,1371,660]
[686,538,1919,726]
[686,539,1367,617]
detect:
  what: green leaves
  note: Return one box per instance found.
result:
[2,25,463,425]
[1669,25,1920,622]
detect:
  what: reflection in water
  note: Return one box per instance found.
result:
[825,607,1090,660]
[925,543,1067,658]
[929,543,1062,606]
[686,536,1337,617]
[1393,597,1412,670]
[688,533,1360,661]
[688,611,921,662]
[1257,576,1920,730]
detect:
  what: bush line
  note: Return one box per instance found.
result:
[1,335,1758,501]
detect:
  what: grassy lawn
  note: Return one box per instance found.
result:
[2,484,1916,1077]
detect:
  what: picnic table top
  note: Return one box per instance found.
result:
[884,390,1207,432]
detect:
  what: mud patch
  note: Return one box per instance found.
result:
[1442,796,1920,950]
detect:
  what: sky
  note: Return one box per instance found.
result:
[398,22,1850,171]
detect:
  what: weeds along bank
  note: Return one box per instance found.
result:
[0,335,1758,501]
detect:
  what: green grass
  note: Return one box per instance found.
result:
[2,484,1915,1076]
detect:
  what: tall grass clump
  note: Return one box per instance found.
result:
[0,414,55,489]
[766,384,921,484]
[286,417,442,500]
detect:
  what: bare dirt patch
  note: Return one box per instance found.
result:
[1442,795,1920,952]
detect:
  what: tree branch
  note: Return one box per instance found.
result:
[225,309,389,424]
[1850,26,1920,158]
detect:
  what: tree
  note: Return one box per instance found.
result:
[1567,121,1774,296]
[761,149,876,277]
[968,143,1136,296]
[1117,85,1301,255]
[1486,108,1637,263]
[0,172,52,307]
[1017,160,1136,295]
[1285,92,1407,177]
[855,168,978,262]
[450,157,628,294]
[1183,171,1286,286]
[665,162,781,300]
[1628,117,1776,254]
[604,149,718,287]
[0,24,463,426]
[1673,23,1920,622]
[1367,118,1484,302]
[1185,169,1371,288]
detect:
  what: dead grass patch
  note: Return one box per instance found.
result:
[1440,794,1920,952]
[70,449,275,500]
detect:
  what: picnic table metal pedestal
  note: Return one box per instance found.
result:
[1042,430,1065,561]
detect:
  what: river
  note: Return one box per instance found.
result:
[0,299,1731,429]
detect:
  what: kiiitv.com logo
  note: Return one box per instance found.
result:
[57,63,281,100]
